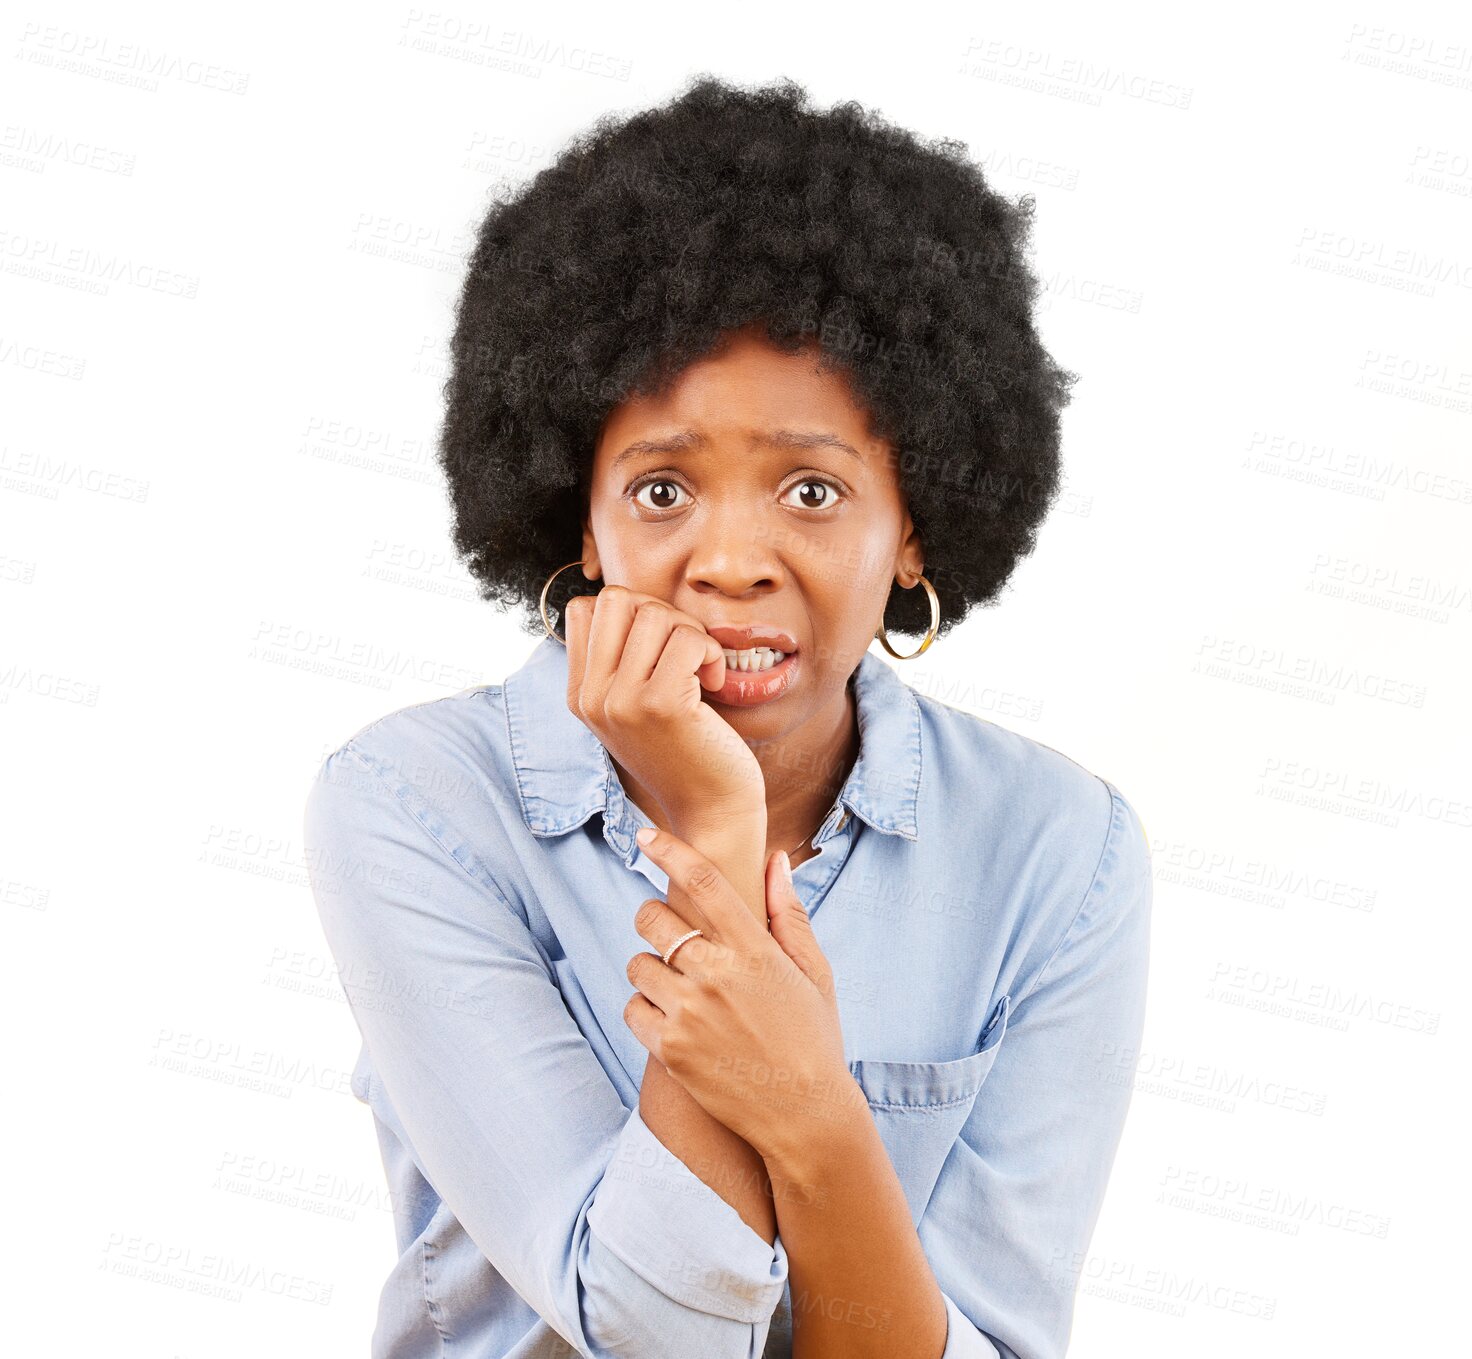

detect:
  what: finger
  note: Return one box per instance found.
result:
[652,623,725,699]
[594,585,724,694]
[765,850,830,988]
[612,599,724,703]
[675,616,725,685]
[609,600,683,709]
[623,991,666,1066]
[565,593,595,716]
[654,608,725,687]
[633,823,757,945]
[587,588,715,707]
[617,591,725,674]
[764,851,778,933]
[633,894,716,959]
[625,949,686,1012]
[584,584,639,706]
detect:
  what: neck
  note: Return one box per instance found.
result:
[749,672,859,865]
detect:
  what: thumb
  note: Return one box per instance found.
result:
[696,635,726,691]
[765,850,823,981]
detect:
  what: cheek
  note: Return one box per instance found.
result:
[790,524,895,605]
[586,497,648,577]
[794,569,892,671]
[590,534,691,601]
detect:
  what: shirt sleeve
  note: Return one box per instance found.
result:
[927,779,1154,1359]
[302,742,789,1359]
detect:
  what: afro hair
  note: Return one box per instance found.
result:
[438,73,1077,642]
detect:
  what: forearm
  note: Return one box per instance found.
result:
[638,1059,775,1245]
[638,809,777,1247]
[766,1107,948,1359]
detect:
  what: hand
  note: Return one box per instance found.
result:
[622,823,866,1168]
[565,584,765,829]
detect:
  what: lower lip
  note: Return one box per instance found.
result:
[711,651,799,707]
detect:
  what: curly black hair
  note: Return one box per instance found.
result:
[438,73,1077,642]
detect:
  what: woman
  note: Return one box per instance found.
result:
[304,75,1152,1359]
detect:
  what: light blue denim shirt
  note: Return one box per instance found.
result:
[303,635,1152,1359]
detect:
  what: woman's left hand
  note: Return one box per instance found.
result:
[623,824,866,1167]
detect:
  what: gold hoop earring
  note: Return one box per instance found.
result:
[540,559,597,645]
[875,573,940,660]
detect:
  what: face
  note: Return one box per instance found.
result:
[581,321,924,744]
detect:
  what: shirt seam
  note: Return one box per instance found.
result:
[911,671,924,836]
[864,1089,984,1112]
[500,677,544,833]
[330,684,500,756]
[421,1235,452,1353]
[336,741,524,921]
[1012,775,1120,1013]
[912,689,1116,794]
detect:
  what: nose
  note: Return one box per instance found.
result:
[683,500,784,598]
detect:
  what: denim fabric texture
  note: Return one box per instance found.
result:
[303,634,1153,1359]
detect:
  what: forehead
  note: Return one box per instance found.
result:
[595,328,884,462]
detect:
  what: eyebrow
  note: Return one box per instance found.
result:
[610,428,864,472]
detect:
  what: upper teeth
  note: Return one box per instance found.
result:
[722,647,787,672]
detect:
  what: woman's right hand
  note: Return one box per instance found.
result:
[564,585,766,832]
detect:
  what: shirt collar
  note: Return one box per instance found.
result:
[503,635,921,864]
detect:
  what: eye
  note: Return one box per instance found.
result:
[781,478,846,512]
[629,478,690,512]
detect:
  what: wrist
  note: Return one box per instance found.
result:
[667,800,766,846]
[662,805,768,922]
[759,1067,873,1185]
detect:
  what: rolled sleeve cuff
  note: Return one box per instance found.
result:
[587,1105,789,1323]
[940,1291,1002,1359]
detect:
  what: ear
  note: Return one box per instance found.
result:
[895,510,925,587]
[580,513,602,582]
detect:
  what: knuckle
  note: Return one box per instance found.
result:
[625,953,641,984]
[661,1023,688,1065]
[634,899,661,930]
[684,958,715,992]
[683,861,722,898]
[625,685,657,715]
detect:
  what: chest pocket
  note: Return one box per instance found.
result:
[846,994,1010,1225]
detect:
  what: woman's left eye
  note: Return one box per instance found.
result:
[781,479,845,511]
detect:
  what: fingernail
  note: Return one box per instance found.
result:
[779,850,792,883]
[635,826,655,846]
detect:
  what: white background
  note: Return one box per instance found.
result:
[4,1,1469,1354]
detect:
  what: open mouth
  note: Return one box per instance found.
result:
[702,625,800,706]
[711,648,799,707]
[719,646,792,674]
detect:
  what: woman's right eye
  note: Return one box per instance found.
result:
[631,479,689,512]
